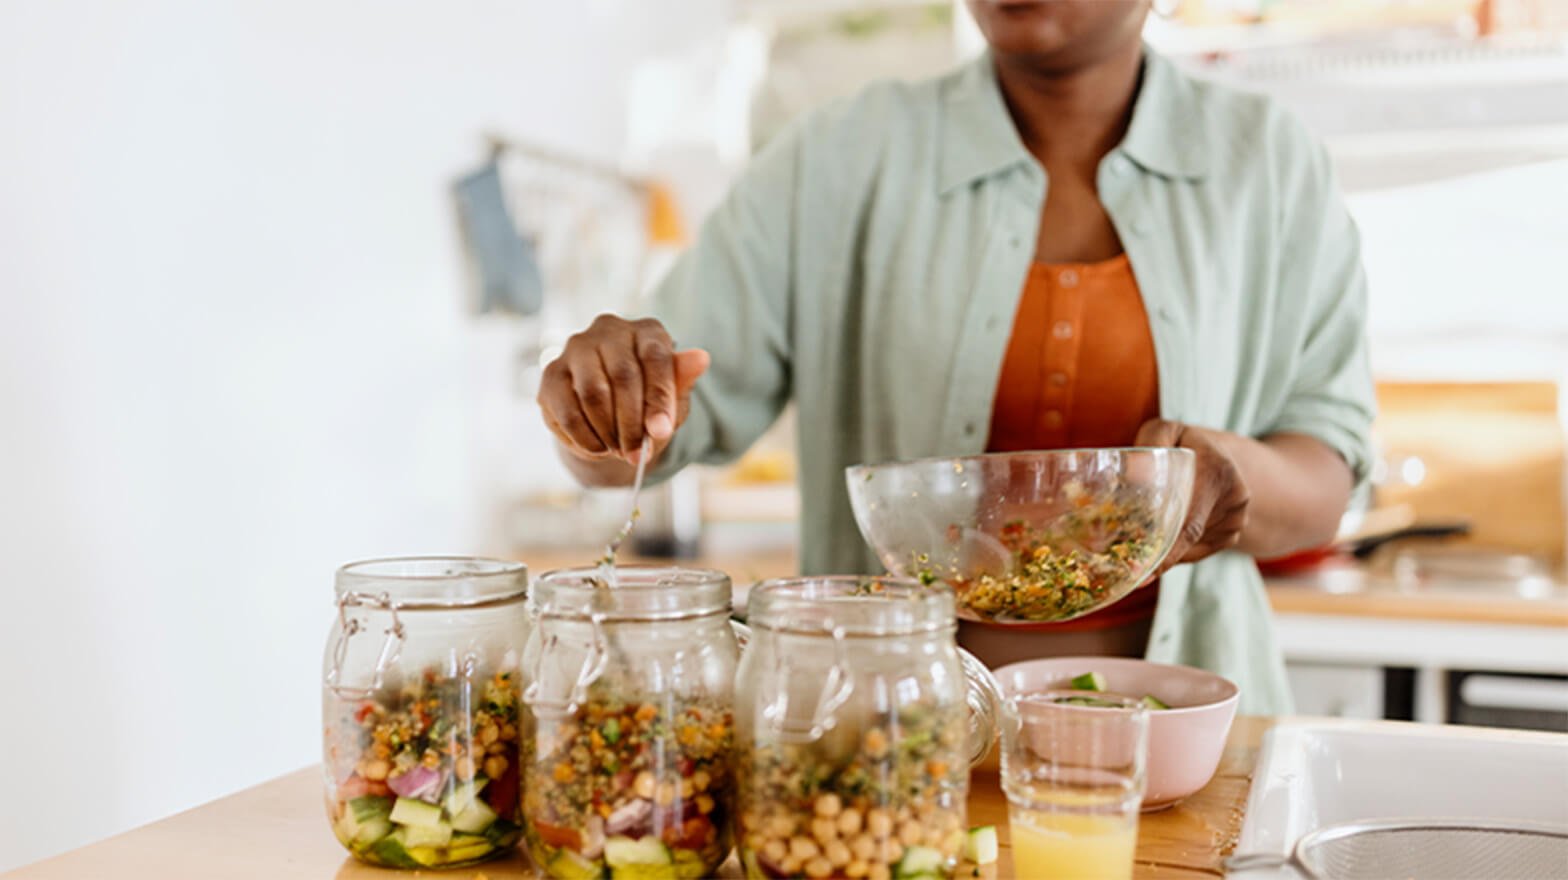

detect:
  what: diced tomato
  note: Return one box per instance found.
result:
[353,702,377,724]
[677,816,713,850]
[337,775,392,801]
[486,760,520,816]
[676,757,695,777]
[534,821,583,851]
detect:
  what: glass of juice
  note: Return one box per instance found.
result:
[999,691,1149,880]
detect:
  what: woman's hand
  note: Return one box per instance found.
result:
[1135,419,1251,569]
[1135,419,1354,571]
[537,315,709,474]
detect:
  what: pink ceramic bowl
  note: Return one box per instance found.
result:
[993,656,1239,810]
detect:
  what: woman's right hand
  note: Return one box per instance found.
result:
[537,315,710,467]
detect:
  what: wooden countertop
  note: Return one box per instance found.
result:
[7,719,1275,880]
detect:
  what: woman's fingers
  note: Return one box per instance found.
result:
[634,320,678,442]
[601,343,646,458]
[539,360,610,457]
[538,315,705,463]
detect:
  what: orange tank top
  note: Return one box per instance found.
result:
[985,254,1161,631]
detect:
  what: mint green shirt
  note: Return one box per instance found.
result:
[646,50,1374,714]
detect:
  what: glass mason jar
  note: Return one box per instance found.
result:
[322,557,529,870]
[735,577,1002,880]
[522,566,740,880]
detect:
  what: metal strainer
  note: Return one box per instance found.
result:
[1226,818,1568,879]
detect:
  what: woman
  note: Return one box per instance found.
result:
[536,0,1373,713]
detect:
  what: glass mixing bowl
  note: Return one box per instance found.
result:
[845,449,1195,624]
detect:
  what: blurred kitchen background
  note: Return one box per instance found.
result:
[2,0,1566,871]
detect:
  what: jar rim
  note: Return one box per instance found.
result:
[747,575,955,637]
[334,556,528,608]
[534,565,732,621]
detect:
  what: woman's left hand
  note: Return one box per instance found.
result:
[1135,419,1252,570]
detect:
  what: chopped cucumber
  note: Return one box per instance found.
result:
[550,847,608,880]
[484,817,522,847]
[896,845,945,878]
[1142,694,1171,710]
[672,850,709,880]
[337,796,395,848]
[369,829,421,869]
[963,826,999,865]
[1069,671,1107,692]
[347,795,392,823]
[610,866,676,880]
[1056,695,1127,708]
[402,820,453,849]
[451,797,499,834]
[604,836,672,867]
[442,777,489,815]
[389,795,445,828]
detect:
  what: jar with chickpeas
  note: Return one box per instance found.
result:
[521,567,741,880]
[322,557,530,869]
[735,577,1002,880]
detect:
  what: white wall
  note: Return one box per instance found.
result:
[0,0,725,869]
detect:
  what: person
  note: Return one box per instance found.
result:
[536,0,1374,713]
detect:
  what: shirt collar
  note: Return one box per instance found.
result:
[938,48,1211,196]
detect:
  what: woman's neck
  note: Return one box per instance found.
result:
[992,42,1144,170]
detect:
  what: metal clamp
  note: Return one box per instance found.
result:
[522,609,608,717]
[325,591,406,699]
[763,619,855,743]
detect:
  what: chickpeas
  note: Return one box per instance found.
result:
[825,840,852,868]
[789,836,821,862]
[863,728,890,759]
[477,723,500,747]
[360,758,390,782]
[487,741,507,756]
[633,771,656,800]
[866,808,894,839]
[692,769,711,793]
[850,833,877,862]
[762,839,787,864]
[696,794,715,815]
[655,782,677,807]
[899,819,923,847]
[483,754,508,779]
[837,807,864,836]
[779,856,803,877]
[845,858,870,878]
[814,793,843,818]
[811,818,838,846]
[804,856,834,878]
[452,755,477,781]
[879,838,904,864]
[768,815,795,838]
[868,862,892,880]
[680,778,694,799]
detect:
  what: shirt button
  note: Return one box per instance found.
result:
[1043,410,1063,429]
[1049,371,1068,387]
[985,316,1001,332]
[1059,269,1079,288]
[1009,235,1022,249]
[1130,219,1149,237]
[962,422,977,437]
[1052,321,1074,340]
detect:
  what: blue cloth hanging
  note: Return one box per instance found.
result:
[452,159,544,316]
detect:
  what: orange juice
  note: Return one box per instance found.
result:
[1009,808,1137,880]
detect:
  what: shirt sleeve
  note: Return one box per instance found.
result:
[1263,137,1377,489]
[641,125,800,483]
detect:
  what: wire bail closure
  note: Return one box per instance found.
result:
[326,591,407,699]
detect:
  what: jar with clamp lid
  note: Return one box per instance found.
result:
[321,556,529,869]
[734,576,1002,880]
